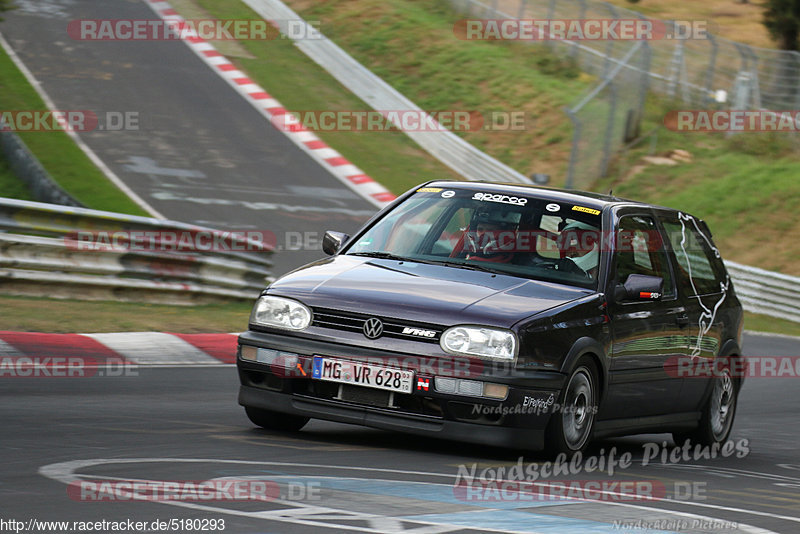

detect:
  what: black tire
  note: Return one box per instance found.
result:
[545,358,599,456]
[673,365,737,447]
[245,407,309,432]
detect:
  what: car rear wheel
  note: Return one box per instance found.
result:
[546,359,598,456]
[673,365,737,447]
[245,407,309,432]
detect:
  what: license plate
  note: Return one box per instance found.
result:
[312,356,414,394]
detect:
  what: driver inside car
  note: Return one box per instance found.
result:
[463,210,521,263]
[557,220,600,278]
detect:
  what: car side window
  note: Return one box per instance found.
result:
[660,218,725,296]
[614,215,675,299]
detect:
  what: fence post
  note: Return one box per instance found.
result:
[733,42,762,109]
[702,33,718,106]
[545,0,556,50]
[792,51,800,113]
[745,46,762,108]
[603,3,619,79]
[565,108,581,189]
[636,41,652,131]
[570,0,588,59]
[600,82,618,178]
[666,38,685,100]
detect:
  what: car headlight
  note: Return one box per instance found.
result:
[250,296,312,330]
[440,326,516,361]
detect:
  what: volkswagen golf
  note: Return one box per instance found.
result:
[236,181,744,455]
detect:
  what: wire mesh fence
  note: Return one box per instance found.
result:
[449,0,800,187]
[565,40,650,189]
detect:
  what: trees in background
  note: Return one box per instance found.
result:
[763,0,800,50]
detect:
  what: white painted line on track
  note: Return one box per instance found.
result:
[0,339,22,357]
[142,0,396,210]
[0,32,165,218]
[40,458,790,533]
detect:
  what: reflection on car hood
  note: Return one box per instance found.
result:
[268,256,594,327]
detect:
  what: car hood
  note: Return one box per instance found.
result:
[267,256,594,327]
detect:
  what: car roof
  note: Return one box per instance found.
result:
[424,180,673,212]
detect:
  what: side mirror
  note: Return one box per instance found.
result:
[616,274,663,301]
[322,231,350,256]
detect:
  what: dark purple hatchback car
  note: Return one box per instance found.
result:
[237,181,743,455]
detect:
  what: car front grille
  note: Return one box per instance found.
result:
[311,308,443,343]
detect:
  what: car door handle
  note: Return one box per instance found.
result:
[676,313,690,327]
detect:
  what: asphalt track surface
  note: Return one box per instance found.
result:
[0,333,799,534]
[0,0,378,276]
[3,1,800,533]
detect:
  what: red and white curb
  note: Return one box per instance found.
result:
[144,0,396,209]
[0,332,238,367]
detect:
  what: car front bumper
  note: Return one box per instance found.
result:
[237,330,568,451]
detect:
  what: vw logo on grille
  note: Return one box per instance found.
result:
[363,317,384,339]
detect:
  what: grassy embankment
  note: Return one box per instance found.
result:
[0,39,148,213]
[2,0,798,335]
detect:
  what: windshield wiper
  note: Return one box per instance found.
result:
[350,253,507,274]
[430,259,508,275]
[348,251,434,264]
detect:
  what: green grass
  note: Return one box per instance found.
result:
[286,0,592,180]
[273,0,800,278]
[597,99,800,276]
[179,0,462,194]
[0,154,34,200]
[2,293,797,338]
[0,295,251,333]
[192,0,593,190]
[744,312,800,338]
[2,0,797,337]
[0,43,147,214]
[181,0,800,337]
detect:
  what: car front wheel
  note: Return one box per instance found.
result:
[546,359,598,456]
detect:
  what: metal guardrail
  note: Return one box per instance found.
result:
[4,201,793,316]
[454,0,800,185]
[234,1,798,323]
[242,0,531,185]
[725,261,800,324]
[0,198,274,303]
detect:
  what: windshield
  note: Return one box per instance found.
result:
[344,187,603,289]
